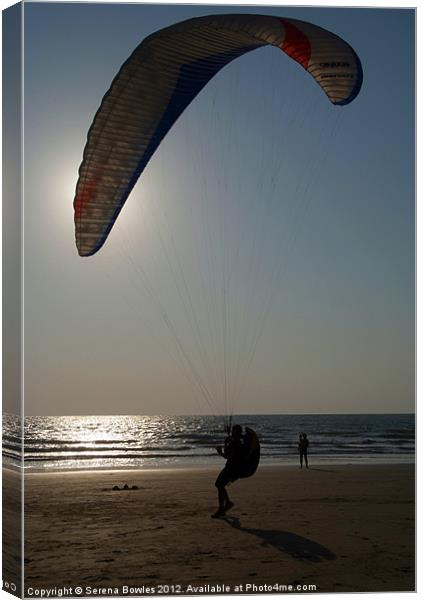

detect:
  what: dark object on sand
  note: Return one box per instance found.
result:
[111,484,139,491]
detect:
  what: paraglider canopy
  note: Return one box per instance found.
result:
[73,13,362,258]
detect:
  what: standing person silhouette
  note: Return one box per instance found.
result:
[298,433,309,469]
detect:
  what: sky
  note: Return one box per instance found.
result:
[11,2,415,416]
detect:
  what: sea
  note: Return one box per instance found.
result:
[2,413,415,472]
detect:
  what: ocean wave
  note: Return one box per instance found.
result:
[3,413,414,471]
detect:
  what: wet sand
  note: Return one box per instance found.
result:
[4,464,415,595]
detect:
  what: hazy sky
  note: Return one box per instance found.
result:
[19,2,414,416]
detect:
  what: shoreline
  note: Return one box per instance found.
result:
[3,456,416,476]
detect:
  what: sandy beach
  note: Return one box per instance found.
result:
[4,464,415,595]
